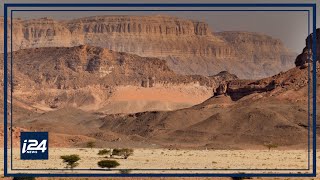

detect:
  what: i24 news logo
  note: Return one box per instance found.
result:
[20,132,49,160]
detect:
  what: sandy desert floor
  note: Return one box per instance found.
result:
[1,148,317,176]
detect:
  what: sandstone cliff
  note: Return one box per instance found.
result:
[1,15,296,79]
[1,45,219,112]
[216,31,295,78]
[7,45,215,91]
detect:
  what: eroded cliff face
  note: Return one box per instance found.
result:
[5,16,226,56]
[7,45,215,90]
[216,31,296,78]
[217,32,293,65]
[1,15,296,79]
[295,28,320,67]
[0,45,218,111]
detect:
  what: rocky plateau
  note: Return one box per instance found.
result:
[0,15,297,79]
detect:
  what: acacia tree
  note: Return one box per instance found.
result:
[112,148,134,159]
[60,154,80,170]
[98,160,120,170]
[264,142,278,151]
[98,149,112,157]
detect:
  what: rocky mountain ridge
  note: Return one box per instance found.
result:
[1,28,319,149]
[295,28,320,66]
[7,45,215,91]
[1,15,296,79]
[1,45,222,113]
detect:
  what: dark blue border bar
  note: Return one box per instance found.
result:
[3,4,8,178]
[9,8,312,172]
[4,173,316,178]
[9,8,311,172]
[3,3,317,178]
[11,10,310,12]
[7,8,312,172]
[312,3,317,175]
[10,8,13,173]
[10,168,310,171]
[3,3,316,7]
[307,9,311,170]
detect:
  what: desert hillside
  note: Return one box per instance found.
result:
[1,45,231,114]
[1,15,296,78]
[1,28,319,149]
[3,41,320,149]
[12,61,318,149]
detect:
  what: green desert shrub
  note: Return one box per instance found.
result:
[60,154,80,170]
[112,148,134,159]
[97,149,111,156]
[86,141,95,149]
[98,160,120,170]
[264,142,278,151]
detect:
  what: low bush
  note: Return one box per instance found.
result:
[98,160,120,170]
[60,154,80,170]
[98,149,111,156]
[112,148,134,159]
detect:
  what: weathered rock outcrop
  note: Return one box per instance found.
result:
[1,15,296,79]
[214,82,228,96]
[5,45,216,91]
[295,28,320,67]
[210,71,238,82]
[1,45,221,112]
[4,16,227,57]
[211,29,319,101]
[2,44,259,113]
[214,62,319,101]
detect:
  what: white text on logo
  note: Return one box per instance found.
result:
[22,139,47,154]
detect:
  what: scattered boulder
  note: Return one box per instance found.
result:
[141,76,156,88]
[214,82,228,96]
[149,76,156,87]
[295,48,312,67]
[210,71,238,82]
[295,28,320,67]
[141,78,149,88]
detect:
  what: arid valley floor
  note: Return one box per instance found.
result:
[1,148,318,174]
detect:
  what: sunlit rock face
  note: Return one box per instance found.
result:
[1,15,296,79]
